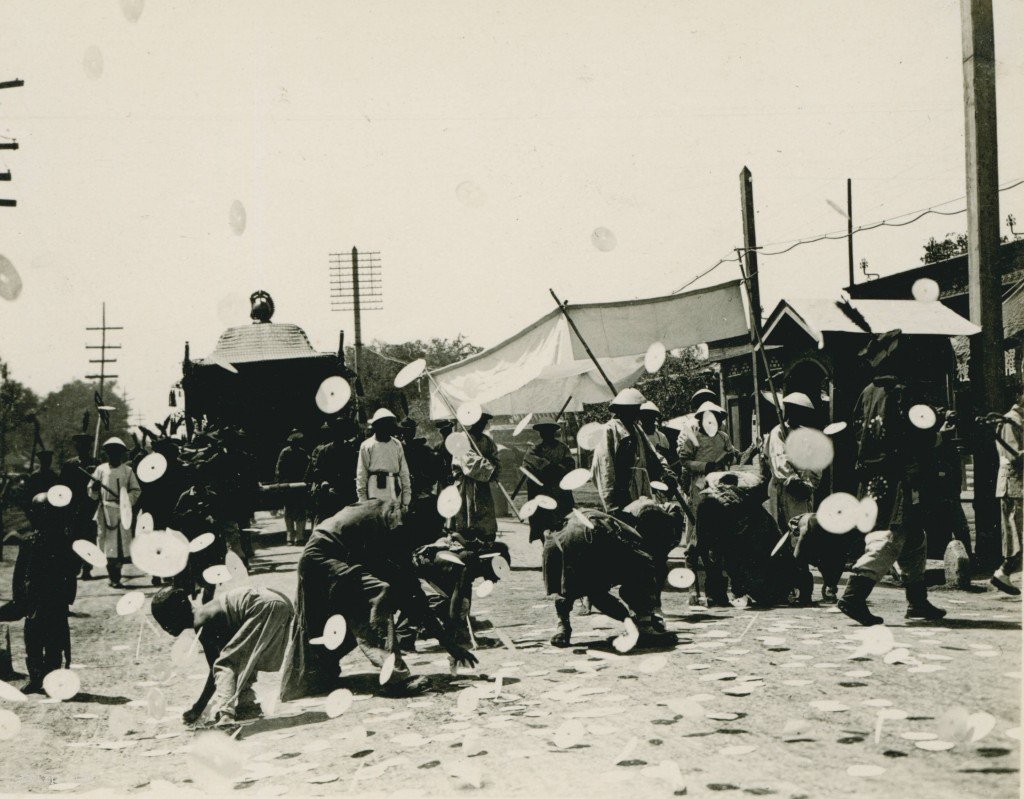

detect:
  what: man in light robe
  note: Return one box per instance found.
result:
[991,389,1023,595]
[151,585,293,725]
[639,402,672,462]
[88,437,141,588]
[356,409,412,509]
[677,400,737,548]
[523,420,575,543]
[451,413,501,541]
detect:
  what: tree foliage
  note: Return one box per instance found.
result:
[349,336,484,429]
[0,360,41,471]
[921,231,1009,264]
[36,380,134,463]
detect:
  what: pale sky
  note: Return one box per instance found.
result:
[1,0,1022,425]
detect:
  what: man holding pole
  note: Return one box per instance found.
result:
[452,413,501,541]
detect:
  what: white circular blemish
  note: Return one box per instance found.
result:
[591,227,617,252]
[315,376,351,414]
[786,427,834,471]
[912,278,940,302]
[120,0,145,22]
[455,181,487,208]
[43,669,81,701]
[0,255,24,301]
[228,200,247,235]
[83,46,104,79]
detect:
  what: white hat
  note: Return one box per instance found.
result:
[695,400,726,416]
[102,436,127,450]
[369,408,397,425]
[639,401,661,414]
[782,392,814,410]
[610,387,645,407]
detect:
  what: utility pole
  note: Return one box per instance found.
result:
[351,247,363,374]
[847,178,855,287]
[739,167,762,326]
[85,302,122,456]
[740,167,763,443]
[961,0,1004,567]
[0,78,22,208]
[329,247,383,375]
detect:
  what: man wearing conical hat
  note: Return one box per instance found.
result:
[592,388,667,514]
[87,437,141,589]
[523,418,575,543]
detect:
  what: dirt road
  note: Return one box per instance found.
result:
[0,518,1020,797]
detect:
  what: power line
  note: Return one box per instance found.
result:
[672,177,1024,294]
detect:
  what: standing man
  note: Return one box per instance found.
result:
[356,409,412,509]
[88,437,141,589]
[452,413,501,541]
[677,399,737,548]
[399,418,441,503]
[991,389,1023,595]
[764,392,821,528]
[837,332,947,625]
[306,416,360,527]
[523,419,575,542]
[22,450,58,508]
[59,433,98,579]
[276,430,309,546]
[639,402,672,461]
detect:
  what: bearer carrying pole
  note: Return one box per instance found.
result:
[548,289,695,526]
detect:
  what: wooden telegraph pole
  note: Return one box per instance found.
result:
[0,78,22,208]
[740,166,763,441]
[961,0,1004,566]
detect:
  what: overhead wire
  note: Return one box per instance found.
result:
[672,178,1024,294]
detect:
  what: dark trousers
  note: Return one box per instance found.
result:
[25,611,69,684]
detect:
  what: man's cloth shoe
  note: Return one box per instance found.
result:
[838,575,884,626]
[991,570,1021,596]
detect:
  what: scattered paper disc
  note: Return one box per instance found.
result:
[311,614,348,651]
[854,625,895,656]
[560,468,592,491]
[43,669,81,701]
[225,550,248,581]
[572,508,595,529]
[878,708,908,721]
[576,422,604,451]
[823,421,847,436]
[456,401,482,427]
[119,486,134,530]
[518,498,538,519]
[131,531,190,578]
[325,688,354,718]
[47,484,72,508]
[667,567,696,589]
[644,342,667,374]
[513,414,533,437]
[72,539,108,569]
[0,680,27,702]
[189,532,216,553]
[136,452,168,484]
[809,700,849,713]
[519,466,543,486]
[856,497,879,533]
[0,708,21,740]
[116,591,145,616]
[394,358,427,389]
[901,731,938,741]
[721,745,757,756]
[912,278,940,302]
[456,687,481,715]
[883,649,914,666]
[147,687,166,720]
[444,432,472,459]
[135,512,154,536]
[552,719,585,749]
[816,492,861,534]
[612,617,640,653]
[490,556,511,581]
[534,494,558,511]
[315,376,351,414]
[847,765,885,777]
[968,712,996,743]
[786,427,834,471]
[379,653,397,686]
[701,410,719,438]
[650,480,669,493]
[915,740,955,751]
[202,565,232,585]
[436,485,463,519]
[639,655,668,674]
[0,255,23,301]
[435,551,465,566]
[476,580,495,598]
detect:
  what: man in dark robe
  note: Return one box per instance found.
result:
[7,494,78,691]
[280,499,477,700]
[523,420,576,543]
[306,416,360,527]
[138,438,186,530]
[276,430,310,545]
[22,450,58,510]
[543,505,671,648]
[58,434,98,579]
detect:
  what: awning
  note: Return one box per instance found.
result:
[762,297,981,347]
[429,280,749,417]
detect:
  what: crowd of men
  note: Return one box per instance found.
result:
[3,327,1022,725]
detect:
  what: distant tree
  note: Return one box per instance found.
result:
[35,380,134,463]
[0,359,41,472]
[349,336,484,429]
[921,231,1009,264]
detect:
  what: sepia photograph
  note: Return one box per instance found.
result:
[0,1,1021,796]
